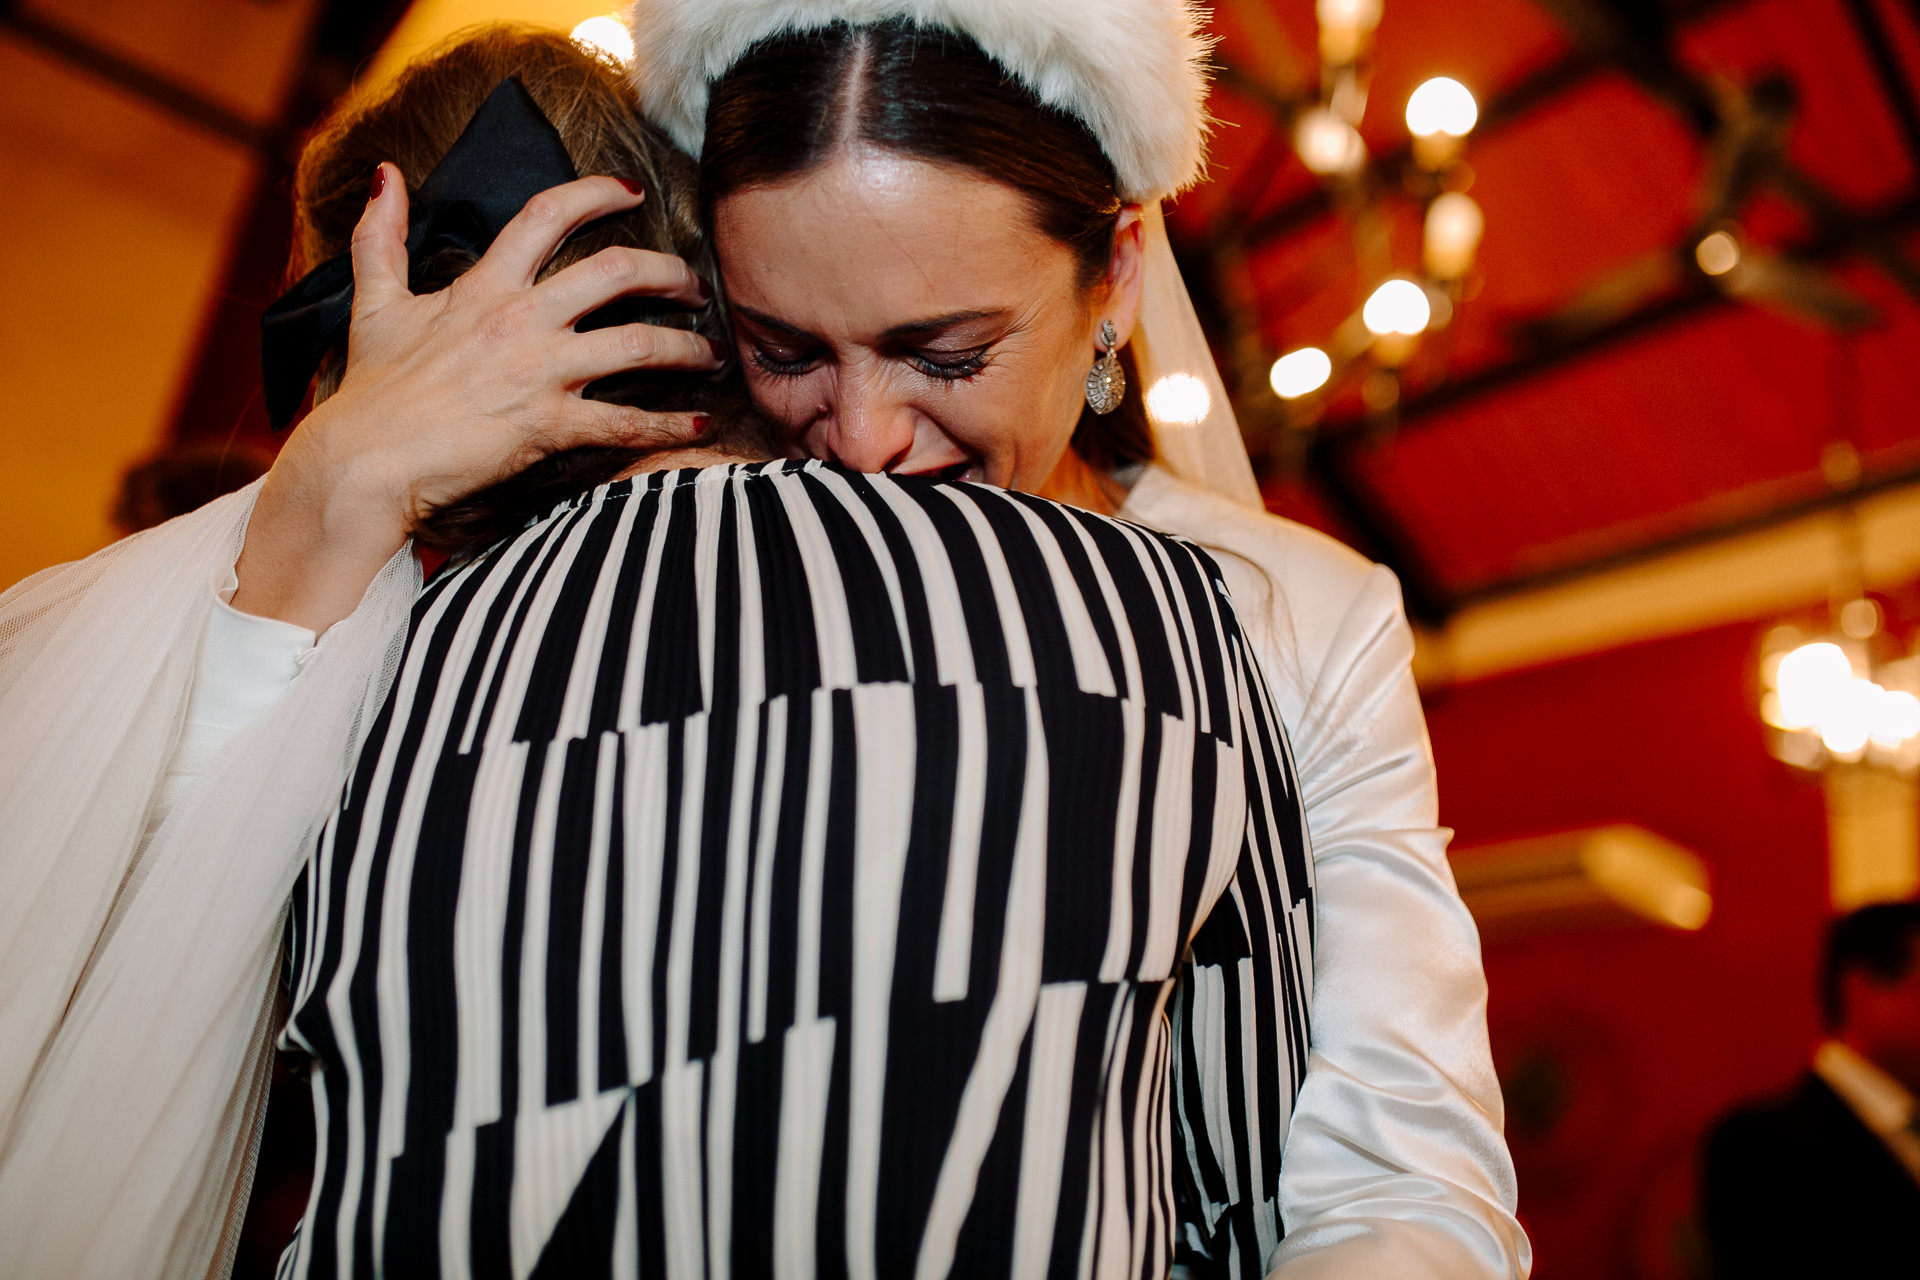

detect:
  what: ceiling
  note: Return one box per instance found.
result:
[1174,0,1920,622]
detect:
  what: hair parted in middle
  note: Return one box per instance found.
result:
[699,20,1156,475]
[292,23,766,555]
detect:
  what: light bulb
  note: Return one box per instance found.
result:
[1270,347,1333,399]
[1316,0,1382,62]
[1317,0,1383,34]
[572,15,634,64]
[1870,688,1920,749]
[1695,230,1740,277]
[1774,642,1853,730]
[1820,678,1881,758]
[1841,597,1880,639]
[1145,373,1211,427]
[1424,192,1485,279]
[1363,279,1432,337]
[1406,77,1478,137]
[1295,109,1367,176]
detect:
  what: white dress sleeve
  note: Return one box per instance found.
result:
[149,584,316,842]
[1120,466,1530,1279]
[0,481,419,1279]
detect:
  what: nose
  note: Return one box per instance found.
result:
[817,370,917,473]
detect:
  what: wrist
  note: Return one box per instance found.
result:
[231,434,411,633]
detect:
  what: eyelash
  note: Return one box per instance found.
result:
[749,348,815,379]
[747,347,991,383]
[912,351,990,381]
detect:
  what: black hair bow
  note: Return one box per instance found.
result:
[259,77,580,432]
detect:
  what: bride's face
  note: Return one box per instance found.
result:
[712,147,1143,492]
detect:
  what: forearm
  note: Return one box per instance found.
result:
[231,404,412,634]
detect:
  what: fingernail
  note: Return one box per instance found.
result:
[616,177,645,196]
[706,336,727,363]
[692,414,713,435]
[369,166,387,200]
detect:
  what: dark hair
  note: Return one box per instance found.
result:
[293,24,764,555]
[699,20,1154,473]
[1820,900,1920,1030]
[114,443,272,535]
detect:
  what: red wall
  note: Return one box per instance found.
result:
[1425,619,1833,1279]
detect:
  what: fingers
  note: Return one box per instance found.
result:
[471,176,648,289]
[349,162,412,311]
[557,320,724,386]
[537,246,712,325]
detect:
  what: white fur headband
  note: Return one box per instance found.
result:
[623,0,1214,202]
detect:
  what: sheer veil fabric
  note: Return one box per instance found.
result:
[0,482,418,1278]
[1132,204,1263,510]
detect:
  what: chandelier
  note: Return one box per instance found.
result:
[1260,0,1487,420]
[1760,598,1920,775]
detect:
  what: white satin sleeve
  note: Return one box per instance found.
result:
[1119,466,1530,1279]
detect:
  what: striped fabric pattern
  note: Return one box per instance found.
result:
[277,460,1313,1280]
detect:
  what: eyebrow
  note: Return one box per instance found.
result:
[733,305,1010,342]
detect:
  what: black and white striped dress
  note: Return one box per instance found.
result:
[277,460,1314,1280]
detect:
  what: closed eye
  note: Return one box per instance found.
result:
[907,346,991,382]
[749,346,819,378]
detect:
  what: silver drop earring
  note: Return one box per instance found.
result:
[1084,319,1125,415]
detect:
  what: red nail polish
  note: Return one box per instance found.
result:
[692,414,713,435]
[616,177,645,195]
[369,166,387,200]
[707,336,727,362]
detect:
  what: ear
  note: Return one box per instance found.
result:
[1094,204,1148,349]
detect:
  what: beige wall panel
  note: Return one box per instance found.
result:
[23,0,318,119]
[1415,485,1920,688]
[0,40,256,590]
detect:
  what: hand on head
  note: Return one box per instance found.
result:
[235,167,723,633]
[312,164,719,530]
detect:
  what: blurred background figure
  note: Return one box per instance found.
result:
[111,442,271,536]
[1700,900,1920,1277]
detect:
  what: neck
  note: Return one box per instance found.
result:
[616,444,774,480]
[1839,1031,1920,1098]
[1037,448,1128,517]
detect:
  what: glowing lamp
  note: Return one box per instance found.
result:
[1407,77,1477,168]
[1295,109,1367,177]
[1406,77,1479,136]
[1775,642,1855,730]
[1695,230,1741,277]
[1363,279,1432,337]
[1316,0,1383,63]
[572,16,634,64]
[1424,192,1485,280]
[1145,373,1211,427]
[1270,347,1334,400]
